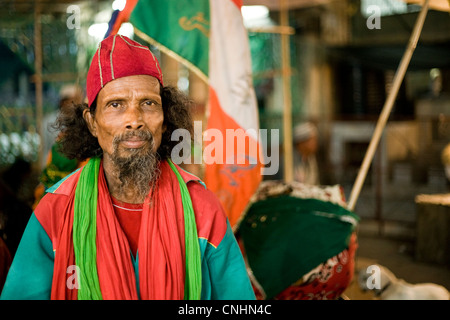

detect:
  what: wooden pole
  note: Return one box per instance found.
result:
[34,0,43,169]
[347,0,430,211]
[375,144,383,235]
[247,25,295,35]
[280,0,294,183]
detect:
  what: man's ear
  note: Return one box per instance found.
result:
[83,108,98,138]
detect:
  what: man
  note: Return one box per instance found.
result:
[293,122,320,185]
[1,35,255,300]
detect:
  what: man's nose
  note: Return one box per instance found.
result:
[124,104,144,130]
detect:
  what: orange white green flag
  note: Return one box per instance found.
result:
[107,0,263,228]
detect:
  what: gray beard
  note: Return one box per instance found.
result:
[111,131,161,202]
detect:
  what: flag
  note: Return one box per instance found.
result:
[107,0,263,228]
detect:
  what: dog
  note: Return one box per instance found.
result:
[358,264,450,300]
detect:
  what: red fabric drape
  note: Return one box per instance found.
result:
[51,160,186,300]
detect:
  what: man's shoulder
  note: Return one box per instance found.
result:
[46,167,82,196]
[187,181,230,248]
[175,164,225,215]
[33,168,82,241]
[187,182,223,209]
[174,163,206,188]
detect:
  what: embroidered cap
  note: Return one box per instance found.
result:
[86,34,164,107]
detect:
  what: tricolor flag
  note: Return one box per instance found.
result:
[107,0,263,228]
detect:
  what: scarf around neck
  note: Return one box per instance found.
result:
[50,157,201,300]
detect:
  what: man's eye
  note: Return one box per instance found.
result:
[110,102,120,108]
[144,100,156,106]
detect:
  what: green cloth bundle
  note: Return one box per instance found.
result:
[239,195,359,299]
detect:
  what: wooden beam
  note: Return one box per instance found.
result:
[247,25,295,35]
[280,0,294,182]
[30,72,81,83]
[34,0,43,169]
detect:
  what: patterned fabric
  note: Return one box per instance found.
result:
[86,35,163,106]
[236,180,359,300]
[249,233,357,300]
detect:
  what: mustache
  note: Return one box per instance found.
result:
[113,130,154,146]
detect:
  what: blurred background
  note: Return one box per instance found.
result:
[0,0,449,298]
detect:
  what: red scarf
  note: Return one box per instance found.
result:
[51,160,187,299]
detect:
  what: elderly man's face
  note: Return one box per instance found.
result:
[85,75,165,162]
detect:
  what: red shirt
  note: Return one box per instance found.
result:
[111,197,142,257]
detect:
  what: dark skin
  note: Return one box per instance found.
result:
[83,75,166,204]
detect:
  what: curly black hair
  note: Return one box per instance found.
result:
[53,85,194,162]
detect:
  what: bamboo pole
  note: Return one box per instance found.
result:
[347,0,430,211]
[280,0,294,183]
[34,0,43,169]
[247,25,295,35]
[30,72,80,83]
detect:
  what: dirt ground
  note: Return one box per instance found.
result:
[343,219,450,300]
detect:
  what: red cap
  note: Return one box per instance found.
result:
[86,34,164,107]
